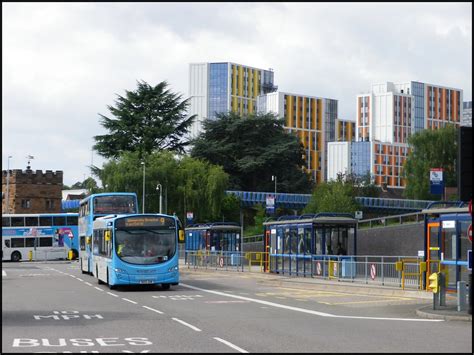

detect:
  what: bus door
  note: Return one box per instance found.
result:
[426,222,440,289]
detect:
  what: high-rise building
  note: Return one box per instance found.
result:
[462,101,472,127]
[257,91,338,183]
[339,81,463,188]
[394,81,463,133]
[335,118,355,142]
[188,62,277,139]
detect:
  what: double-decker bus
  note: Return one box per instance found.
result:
[79,193,138,274]
[91,213,180,289]
[2,213,79,262]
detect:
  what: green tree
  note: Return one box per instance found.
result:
[93,80,196,160]
[92,151,229,223]
[191,112,312,193]
[403,125,457,200]
[303,176,360,214]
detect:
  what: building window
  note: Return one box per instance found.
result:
[46,199,55,210]
[21,199,31,209]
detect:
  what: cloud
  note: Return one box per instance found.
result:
[2,2,471,186]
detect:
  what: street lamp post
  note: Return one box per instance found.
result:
[156,183,162,214]
[141,162,145,213]
[5,155,12,213]
[272,175,277,196]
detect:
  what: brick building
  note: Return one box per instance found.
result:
[2,169,63,214]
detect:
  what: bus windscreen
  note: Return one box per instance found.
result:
[93,196,137,215]
[115,216,176,265]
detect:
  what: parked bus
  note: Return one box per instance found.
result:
[2,213,79,262]
[79,193,138,274]
[90,213,180,289]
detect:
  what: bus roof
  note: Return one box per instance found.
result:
[79,192,138,205]
[263,215,357,226]
[2,212,79,217]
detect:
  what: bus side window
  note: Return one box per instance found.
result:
[5,240,11,248]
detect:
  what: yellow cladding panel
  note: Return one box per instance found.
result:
[318,100,323,130]
[233,65,237,96]
[248,100,253,114]
[302,96,306,130]
[254,70,259,97]
[312,98,316,130]
[238,65,243,97]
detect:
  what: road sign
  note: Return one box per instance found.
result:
[370,264,376,280]
[430,168,444,195]
[468,224,472,243]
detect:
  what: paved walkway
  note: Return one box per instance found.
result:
[181,260,472,322]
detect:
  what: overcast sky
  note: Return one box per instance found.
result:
[2,2,472,186]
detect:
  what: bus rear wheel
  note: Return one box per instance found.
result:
[161,284,171,290]
[11,251,21,262]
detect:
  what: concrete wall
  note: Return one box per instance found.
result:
[355,222,424,256]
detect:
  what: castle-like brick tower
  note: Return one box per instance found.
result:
[2,169,63,214]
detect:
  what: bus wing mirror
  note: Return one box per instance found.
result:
[105,231,111,241]
[86,237,91,245]
[179,230,185,242]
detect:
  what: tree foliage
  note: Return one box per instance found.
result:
[303,175,360,214]
[403,125,457,200]
[191,112,312,193]
[92,151,229,223]
[93,80,196,160]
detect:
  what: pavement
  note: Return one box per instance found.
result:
[181,262,473,322]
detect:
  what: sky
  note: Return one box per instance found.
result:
[2,2,472,187]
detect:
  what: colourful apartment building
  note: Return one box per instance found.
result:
[328,81,463,188]
[256,91,338,184]
[335,118,355,142]
[188,62,277,139]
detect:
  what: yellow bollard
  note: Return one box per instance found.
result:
[28,250,33,261]
[68,250,73,260]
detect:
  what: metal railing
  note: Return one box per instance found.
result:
[182,251,427,290]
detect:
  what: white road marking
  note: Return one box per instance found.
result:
[213,337,248,353]
[85,282,93,286]
[180,283,443,322]
[76,278,84,282]
[171,317,201,332]
[2,270,6,277]
[107,292,119,297]
[94,287,104,292]
[142,305,164,314]
[122,298,138,304]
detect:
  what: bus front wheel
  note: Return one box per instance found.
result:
[11,251,21,262]
[97,266,104,285]
[107,269,116,290]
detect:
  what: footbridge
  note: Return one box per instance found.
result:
[225,190,435,214]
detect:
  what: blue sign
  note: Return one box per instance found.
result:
[266,195,275,215]
[468,250,472,271]
[430,169,444,195]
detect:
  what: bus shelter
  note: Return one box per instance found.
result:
[422,202,471,291]
[184,223,242,265]
[262,213,358,276]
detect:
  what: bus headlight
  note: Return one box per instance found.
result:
[168,266,178,272]
[114,268,126,273]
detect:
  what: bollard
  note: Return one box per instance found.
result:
[469,273,472,315]
[457,281,467,312]
[68,250,73,261]
[28,250,33,261]
[439,272,446,306]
